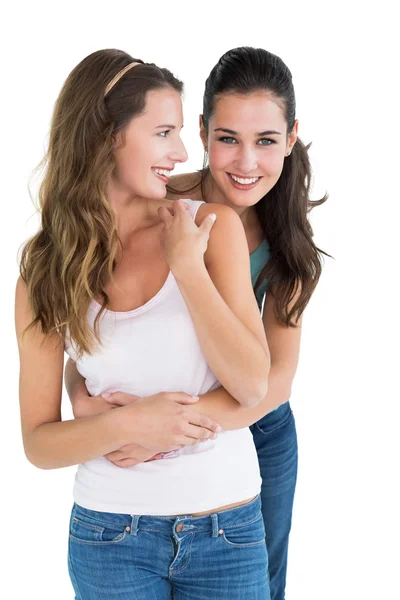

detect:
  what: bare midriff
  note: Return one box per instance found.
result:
[189,495,257,517]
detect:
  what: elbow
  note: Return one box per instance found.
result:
[23,435,58,470]
[25,449,54,470]
[237,379,269,409]
[242,356,270,408]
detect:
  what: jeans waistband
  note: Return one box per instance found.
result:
[74,495,261,539]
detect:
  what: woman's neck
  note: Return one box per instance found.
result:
[107,180,171,246]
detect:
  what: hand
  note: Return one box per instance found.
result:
[101,391,140,407]
[158,200,216,275]
[117,391,222,453]
[104,443,166,468]
[71,391,139,419]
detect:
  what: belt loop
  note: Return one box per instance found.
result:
[130,515,140,536]
[211,513,219,538]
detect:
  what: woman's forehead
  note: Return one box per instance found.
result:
[212,92,286,131]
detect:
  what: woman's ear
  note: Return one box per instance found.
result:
[112,130,125,151]
[199,115,207,151]
[286,120,298,155]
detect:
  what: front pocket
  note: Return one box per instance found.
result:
[221,516,266,548]
[69,516,128,546]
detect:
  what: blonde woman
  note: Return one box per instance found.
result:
[15,49,271,599]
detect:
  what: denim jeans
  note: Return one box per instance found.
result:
[68,494,270,599]
[250,401,298,600]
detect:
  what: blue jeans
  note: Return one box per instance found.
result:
[250,401,298,600]
[68,495,270,599]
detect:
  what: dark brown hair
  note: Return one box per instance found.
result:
[20,49,183,355]
[171,46,328,326]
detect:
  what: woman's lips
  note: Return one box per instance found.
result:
[227,172,261,191]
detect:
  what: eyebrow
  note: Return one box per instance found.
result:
[155,124,184,129]
[213,127,281,136]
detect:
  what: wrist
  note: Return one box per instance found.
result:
[110,400,145,447]
[172,261,208,284]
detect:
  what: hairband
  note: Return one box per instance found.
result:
[104,62,141,96]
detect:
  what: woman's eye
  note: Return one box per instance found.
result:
[218,137,237,144]
[257,138,275,146]
[159,130,170,138]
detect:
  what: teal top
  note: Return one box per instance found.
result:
[250,239,278,412]
[250,239,270,310]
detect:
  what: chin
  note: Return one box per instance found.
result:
[226,191,261,208]
[142,184,167,200]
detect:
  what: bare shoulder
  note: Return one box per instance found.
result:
[198,203,247,269]
[195,202,242,229]
[167,172,203,200]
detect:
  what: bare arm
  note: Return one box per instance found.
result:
[171,201,270,407]
[16,278,220,469]
[66,292,301,468]
[193,293,302,429]
[67,292,301,431]
[15,277,131,469]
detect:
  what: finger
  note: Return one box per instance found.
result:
[145,453,165,462]
[176,435,201,447]
[158,206,173,223]
[173,393,200,404]
[173,199,190,214]
[165,202,189,217]
[199,213,217,235]
[184,423,218,441]
[105,450,126,461]
[186,411,222,433]
[112,458,140,468]
[102,392,140,406]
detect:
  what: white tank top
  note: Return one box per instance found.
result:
[65,199,261,515]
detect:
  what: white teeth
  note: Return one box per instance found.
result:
[230,174,259,184]
[153,168,172,177]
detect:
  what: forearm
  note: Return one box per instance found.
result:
[24,409,129,470]
[194,366,292,430]
[174,264,269,407]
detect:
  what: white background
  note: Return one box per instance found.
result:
[1,1,399,598]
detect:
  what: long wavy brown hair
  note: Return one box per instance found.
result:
[20,49,183,355]
[169,46,328,326]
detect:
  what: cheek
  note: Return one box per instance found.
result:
[259,149,285,178]
[119,140,149,172]
[208,143,232,171]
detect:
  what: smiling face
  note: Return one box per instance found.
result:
[112,87,188,199]
[202,92,297,210]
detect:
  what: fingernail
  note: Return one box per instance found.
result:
[212,432,218,440]
[192,396,200,400]
[215,426,222,433]
[209,213,217,221]
[101,393,111,399]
